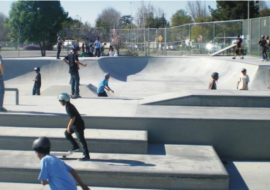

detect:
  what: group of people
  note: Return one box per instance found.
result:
[209,68,250,90]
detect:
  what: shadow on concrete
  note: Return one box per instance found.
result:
[148,144,166,155]
[226,162,249,190]
[98,57,149,81]
[89,159,155,167]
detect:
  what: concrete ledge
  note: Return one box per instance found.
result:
[0,127,148,154]
[141,90,270,108]
[0,145,229,190]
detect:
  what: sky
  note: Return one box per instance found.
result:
[0,0,217,26]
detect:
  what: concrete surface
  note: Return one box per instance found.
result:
[141,90,270,107]
[0,126,148,154]
[0,145,228,190]
[0,182,162,190]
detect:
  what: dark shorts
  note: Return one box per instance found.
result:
[98,91,108,97]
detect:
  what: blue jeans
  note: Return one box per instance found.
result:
[0,75,5,108]
[70,73,80,96]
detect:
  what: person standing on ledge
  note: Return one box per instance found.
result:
[97,73,114,97]
[0,53,6,112]
[58,93,90,161]
[32,137,90,190]
[56,35,63,59]
[33,67,41,95]
[237,68,249,90]
[63,46,87,99]
[209,72,219,90]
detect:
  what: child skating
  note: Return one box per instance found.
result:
[58,92,90,161]
[97,73,114,97]
[209,72,219,90]
[33,67,41,95]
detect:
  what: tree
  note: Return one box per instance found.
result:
[187,1,209,21]
[210,1,259,21]
[8,1,68,56]
[95,8,121,40]
[135,2,169,28]
[0,13,9,43]
[171,10,193,27]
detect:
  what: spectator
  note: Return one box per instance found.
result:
[0,53,6,112]
[237,68,249,90]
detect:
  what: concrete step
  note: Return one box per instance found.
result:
[0,182,162,190]
[0,126,148,154]
[0,145,229,190]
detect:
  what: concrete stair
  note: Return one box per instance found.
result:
[0,126,148,154]
[0,182,161,190]
[0,145,229,190]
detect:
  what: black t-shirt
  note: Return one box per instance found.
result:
[237,38,242,47]
[65,53,79,74]
[34,73,41,87]
[65,102,85,130]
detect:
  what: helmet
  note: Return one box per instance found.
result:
[105,73,110,80]
[32,137,51,154]
[34,67,40,72]
[211,72,219,80]
[58,93,70,102]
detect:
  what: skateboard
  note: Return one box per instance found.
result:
[51,151,73,159]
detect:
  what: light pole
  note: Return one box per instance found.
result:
[247,0,250,54]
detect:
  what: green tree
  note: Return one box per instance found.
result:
[8,1,68,56]
[210,1,259,20]
[95,8,121,41]
[0,13,9,43]
[171,10,192,27]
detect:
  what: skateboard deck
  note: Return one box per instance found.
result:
[51,151,73,158]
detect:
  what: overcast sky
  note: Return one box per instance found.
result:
[0,0,217,26]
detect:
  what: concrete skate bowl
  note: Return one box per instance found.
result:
[4,56,270,98]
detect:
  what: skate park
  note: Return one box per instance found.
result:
[1,55,270,190]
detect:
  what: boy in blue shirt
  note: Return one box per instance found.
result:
[32,137,90,190]
[97,73,114,97]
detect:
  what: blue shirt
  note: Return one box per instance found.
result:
[97,79,108,93]
[38,155,77,190]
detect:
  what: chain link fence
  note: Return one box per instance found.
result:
[1,16,270,57]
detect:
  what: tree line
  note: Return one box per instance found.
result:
[0,1,269,56]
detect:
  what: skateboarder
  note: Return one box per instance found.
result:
[33,67,41,95]
[56,35,63,59]
[0,53,6,112]
[58,92,90,161]
[63,46,87,99]
[97,73,114,97]
[232,35,244,59]
[209,72,219,90]
[237,68,249,90]
[259,35,268,61]
[32,137,90,190]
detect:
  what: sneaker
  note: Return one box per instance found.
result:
[241,56,244,59]
[0,107,7,112]
[78,156,90,161]
[232,57,236,59]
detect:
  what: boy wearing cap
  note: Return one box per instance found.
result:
[33,67,41,95]
[237,68,249,90]
[58,93,90,161]
[97,73,114,97]
[32,137,90,190]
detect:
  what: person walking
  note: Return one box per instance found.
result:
[32,137,90,190]
[0,53,6,112]
[232,35,244,59]
[94,37,101,57]
[97,73,114,97]
[58,93,90,161]
[32,67,41,95]
[56,35,63,59]
[209,72,219,90]
[237,68,249,90]
[259,35,268,61]
[63,46,87,99]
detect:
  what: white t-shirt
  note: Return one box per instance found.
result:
[238,74,249,90]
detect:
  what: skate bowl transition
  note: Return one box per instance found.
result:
[1,56,270,189]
